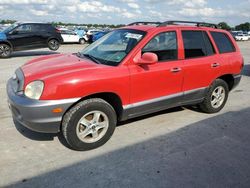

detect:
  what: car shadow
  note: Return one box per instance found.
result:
[10,50,59,58]
[7,107,250,187]
[14,119,57,141]
[117,107,184,126]
[13,106,185,149]
[242,64,250,77]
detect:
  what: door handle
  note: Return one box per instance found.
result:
[211,63,220,68]
[170,67,182,73]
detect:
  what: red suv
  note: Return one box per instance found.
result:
[7,21,243,150]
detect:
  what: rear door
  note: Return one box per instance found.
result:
[128,30,184,116]
[180,30,221,101]
[67,30,79,42]
[210,31,240,74]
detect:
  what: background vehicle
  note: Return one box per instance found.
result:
[7,21,243,151]
[92,30,110,42]
[84,29,102,43]
[0,22,63,58]
[235,34,249,41]
[74,28,87,38]
[58,28,85,44]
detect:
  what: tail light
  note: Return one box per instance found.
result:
[55,28,61,33]
[241,57,244,70]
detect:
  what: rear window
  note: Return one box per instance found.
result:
[182,31,215,59]
[210,32,235,53]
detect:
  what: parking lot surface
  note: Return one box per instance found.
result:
[1,42,250,187]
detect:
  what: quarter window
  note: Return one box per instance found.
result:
[210,32,235,53]
[142,31,177,61]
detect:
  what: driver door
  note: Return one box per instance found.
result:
[7,24,37,50]
[128,31,184,116]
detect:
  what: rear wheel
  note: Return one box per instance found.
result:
[0,44,11,58]
[199,79,229,113]
[62,98,117,151]
[48,39,60,51]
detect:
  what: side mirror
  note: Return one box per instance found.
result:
[134,52,158,65]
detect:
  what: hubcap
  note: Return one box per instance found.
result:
[0,45,10,56]
[49,40,59,49]
[211,86,225,108]
[76,111,109,143]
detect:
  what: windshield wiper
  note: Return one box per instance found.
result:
[82,53,101,64]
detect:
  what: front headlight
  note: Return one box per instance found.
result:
[24,81,44,100]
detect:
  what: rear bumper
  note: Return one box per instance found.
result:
[7,79,80,133]
[232,74,242,90]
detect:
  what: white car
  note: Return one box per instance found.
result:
[84,29,102,42]
[58,28,85,44]
[235,34,249,41]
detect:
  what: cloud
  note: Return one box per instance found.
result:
[30,9,48,16]
[128,3,140,9]
[168,0,207,7]
[0,0,249,25]
[0,0,48,4]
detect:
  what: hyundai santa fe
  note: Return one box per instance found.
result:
[7,21,243,150]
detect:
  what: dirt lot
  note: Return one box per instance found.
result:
[0,42,250,187]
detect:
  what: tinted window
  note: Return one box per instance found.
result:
[15,24,33,33]
[182,31,208,58]
[32,24,52,32]
[210,32,235,53]
[203,32,215,56]
[142,31,177,61]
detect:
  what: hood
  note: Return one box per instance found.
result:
[0,32,7,40]
[21,53,102,82]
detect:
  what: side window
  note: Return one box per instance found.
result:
[182,31,208,58]
[210,32,235,53]
[32,24,50,32]
[142,31,177,61]
[15,24,33,33]
[203,32,215,56]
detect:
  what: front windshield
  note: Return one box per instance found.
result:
[3,23,19,33]
[80,29,146,66]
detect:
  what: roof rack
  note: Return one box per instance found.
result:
[158,20,219,28]
[127,22,162,26]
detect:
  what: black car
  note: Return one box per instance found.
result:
[0,22,63,58]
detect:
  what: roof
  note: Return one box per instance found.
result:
[122,23,228,34]
[122,20,221,32]
[15,21,51,25]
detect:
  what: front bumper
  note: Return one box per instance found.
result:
[7,79,80,133]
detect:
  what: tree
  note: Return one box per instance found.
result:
[218,22,231,30]
[235,22,250,31]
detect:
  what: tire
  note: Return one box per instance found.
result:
[199,79,229,113]
[62,98,117,151]
[48,39,60,51]
[0,43,11,58]
[79,38,86,44]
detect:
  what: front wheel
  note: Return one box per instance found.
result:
[48,39,60,51]
[62,98,117,151]
[199,79,229,113]
[79,38,86,44]
[0,44,11,58]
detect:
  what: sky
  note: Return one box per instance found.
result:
[0,0,249,26]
